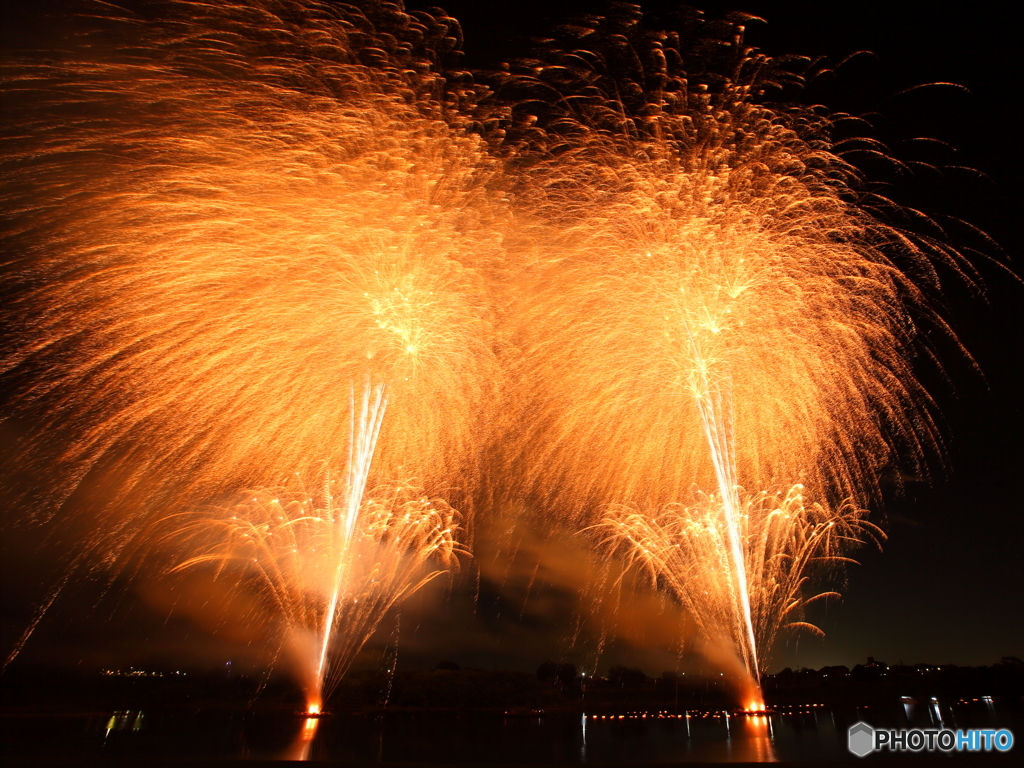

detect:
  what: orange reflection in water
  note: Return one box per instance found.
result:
[731,714,777,763]
[281,717,320,762]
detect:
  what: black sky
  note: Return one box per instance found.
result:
[2,0,1021,679]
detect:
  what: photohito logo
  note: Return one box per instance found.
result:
[848,721,1014,757]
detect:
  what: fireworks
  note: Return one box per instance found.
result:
[1,0,495,702]
[157,469,462,711]
[1,0,502,531]
[497,7,967,694]
[501,11,959,519]
[598,486,883,703]
[1,1,975,709]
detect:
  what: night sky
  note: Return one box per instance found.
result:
[2,0,1021,681]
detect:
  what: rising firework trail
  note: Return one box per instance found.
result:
[314,382,389,701]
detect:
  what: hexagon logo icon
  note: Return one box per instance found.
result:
[848,721,875,757]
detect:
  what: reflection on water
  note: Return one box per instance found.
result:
[104,710,144,740]
[281,716,320,761]
[577,709,778,763]
[733,714,776,763]
[2,696,1019,763]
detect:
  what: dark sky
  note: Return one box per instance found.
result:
[2,0,1021,681]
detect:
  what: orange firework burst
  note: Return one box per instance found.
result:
[137,382,463,709]
[1,0,503,533]
[495,7,969,689]
[1,0,499,696]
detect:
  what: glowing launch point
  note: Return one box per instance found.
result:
[300,702,328,718]
[740,701,771,716]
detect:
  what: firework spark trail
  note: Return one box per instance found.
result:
[505,144,919,686]
[506,111,951,521]
[314,380,387,702]
[1,0,502,538]
[684,322,758,683]
[496,8,968,693]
